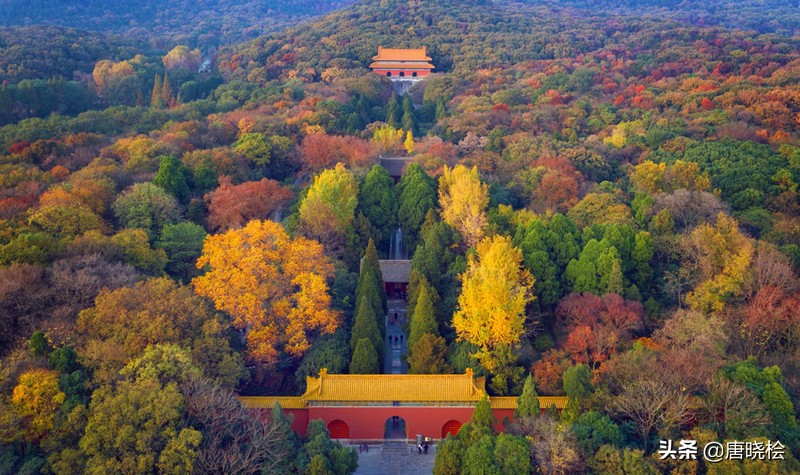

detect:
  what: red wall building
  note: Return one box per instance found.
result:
[369,47,435,79]
[241,370,567,442]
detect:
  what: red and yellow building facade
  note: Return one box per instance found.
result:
[369,46,435,79]
[240,369,568,441]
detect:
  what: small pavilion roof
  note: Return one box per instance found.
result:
[379,259,411,283]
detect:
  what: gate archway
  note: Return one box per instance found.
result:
[328,419,349,439]
[384,416,407,440]
[441,420,462,438]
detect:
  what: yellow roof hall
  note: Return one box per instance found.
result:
[238,369,568,410]
[304,369,486,402]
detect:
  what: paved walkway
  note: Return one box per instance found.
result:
[384,298,408,374]
[353,443,436,475]
[353,298,437,474]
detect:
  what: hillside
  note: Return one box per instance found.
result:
[0,26,151,84]
[216,0,618,81]
[522,0,800,36]
[3,0,800,473]
[0,0,356,48]
[217,0,800,83]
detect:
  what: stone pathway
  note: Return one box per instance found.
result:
[384,298,408,374]
[352,297,437,474]
[353,443,436,475]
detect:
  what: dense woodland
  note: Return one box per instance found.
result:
[3,0,800,473]
[0,0,356,47]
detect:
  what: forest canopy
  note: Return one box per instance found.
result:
[3,0,800,473]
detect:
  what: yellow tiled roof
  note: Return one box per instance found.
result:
[239,396,307,409]
[303,369,486,402]
[369,61,436,70]
[489,396,569,410]
[236,370,569,410]
[373,46,432,61]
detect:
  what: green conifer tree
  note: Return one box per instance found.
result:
[515,373,540,418]
[358,168,398,251]
[402,95,415,135]
[397,164,436,253]
[471,395,497,432]
[408,334,451,374]
[161,71,174,108]
[409,283,438,349]
[151,74,164,108]
[268,401,300,472]
[356,239,387,316]
[350,298,383,361]
[386,93,400,128]
[350,339,379,374]
[435,97,446,121]
[607,259,624,295]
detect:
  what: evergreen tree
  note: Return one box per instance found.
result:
[408,334,451,374]
[151,74,164,108]
[161,71,174,108]
[433,434,464,475]
[156,221,206,281]
[607,259,624,295]
[355,269,384,337]
[398,164,436,254]
[406,268,424,324]
[358,239,386,314]
[515,373,540,418]
[471,395,497,432]
[358,171,398,256]
[402,95,415,135]
[562,364,594,423]
[435,97,446,121]
[28,331,50,357]
[494,434,532,474]
[386,93,400,128]
[350,339,379,374]
[301,420,358,474]
[350,298,383,361]
[463,435,497,475]
[563,364,593,399]
[153,155,190,203]
[268,401,301,473]
[412,209,456,299]
[409,283,438,349]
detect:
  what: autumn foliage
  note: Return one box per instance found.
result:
[556,293,644,368]
[193,220,339,364]
[299,133,375,171]
[205,176,292,231]
[453,235,534,371]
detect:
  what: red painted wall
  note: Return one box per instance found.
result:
[257,408,310,436]
[288,408,310,436]
[258,407,522,440]
[372,70,431,78]
[310,406,476,441]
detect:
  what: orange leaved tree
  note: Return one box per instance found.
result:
[193,220,339,365]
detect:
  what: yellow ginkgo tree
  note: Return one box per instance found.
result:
[452,235,535,372]
[438,164,490,248]
[193,220,339,365]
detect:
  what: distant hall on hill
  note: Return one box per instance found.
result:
[369,46,434,79]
